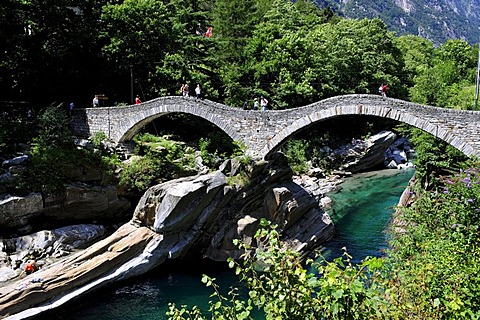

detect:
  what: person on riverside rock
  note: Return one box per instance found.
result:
[24,260,38,275]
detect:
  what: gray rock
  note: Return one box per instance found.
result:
[340,131,397,173]
[0,172,13,182]
[2,155,29,168]
[132,154,334,262]
[6,224,105,253]
[0,154,337,318]
[43,183,130,221]
[0,224,107,283]
[0,193,44,228]
[8,165,26,174]
[0,267,18,282]
[74,138,94,149]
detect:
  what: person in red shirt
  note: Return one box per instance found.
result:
[135,95,141,104]
[25,260,38,275]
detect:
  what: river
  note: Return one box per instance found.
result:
[39,168,414,320]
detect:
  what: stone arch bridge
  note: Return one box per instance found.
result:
[71,94,480,159]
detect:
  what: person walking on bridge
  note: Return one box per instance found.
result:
[378,84,388,97]
[135,95,141,104]
[92,96,99,107]
[181,83,189,97]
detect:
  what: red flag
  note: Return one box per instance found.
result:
[205,27,212,38]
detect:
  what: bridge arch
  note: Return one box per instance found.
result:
[71,97,247,145]
[118,97,244,143]
[259,95,480,159]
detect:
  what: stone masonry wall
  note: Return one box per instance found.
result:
[71,94,480,159]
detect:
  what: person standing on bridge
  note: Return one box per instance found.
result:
[195,84,202,99]
[93,96,99,107]
[253,97,259,110]
[135,95,141,104]
[181,83,189,97]
[260,96,269,111]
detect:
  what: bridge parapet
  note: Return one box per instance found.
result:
[71,94,480,159]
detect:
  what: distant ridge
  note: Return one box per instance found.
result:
[316,0,480,44]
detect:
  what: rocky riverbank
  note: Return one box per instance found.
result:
[0,130,414,319]
[0,153,339,319]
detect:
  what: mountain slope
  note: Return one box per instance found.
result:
[316,0,480,44]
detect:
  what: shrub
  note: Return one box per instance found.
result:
[283,139,310,174]
[91,131,108,148]
[167,220,391,320]
[387,165,480,318]
[22,107,74,192]
[119,134,199,194]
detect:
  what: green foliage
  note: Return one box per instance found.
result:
[119,133,200,194]
[407,39,478,108]
[387,165,480,318]
[1,0,105,104]
[394,125,469,189]
[122,132,242,195]
[283,139,310,174]
[240,13,407,108]
[168,163,480,319]
[2,0,478,109]
[167,219,391,319]
[394,35,434,88]
[0,112,33,156]
[225,172,252,189]
[23,107,74,192]
[10,106,116,194]
[91,131,108,148]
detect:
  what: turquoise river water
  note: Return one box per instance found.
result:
[40,168,414,320]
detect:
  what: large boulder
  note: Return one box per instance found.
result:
[2,155,29,168]
[0,223,163,319]
[0,183,131,233]
[0,193,44,229]
[43,183,130,222]
[340,131,397,173]
[133,153,334,262]
[0,224,107,284]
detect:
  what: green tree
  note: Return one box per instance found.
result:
[241,15,406,108]
[0,0,105,105]
[24,106,75,192]
[100,0,171,103]
[153,0,216,98]
[394,35,434,89]
[409,39,477,109]
[0,0,28,101]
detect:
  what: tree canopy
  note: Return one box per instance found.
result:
[1,0,477,111]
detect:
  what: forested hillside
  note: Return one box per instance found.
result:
[1,0,478,110]
[317,0,480,45]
